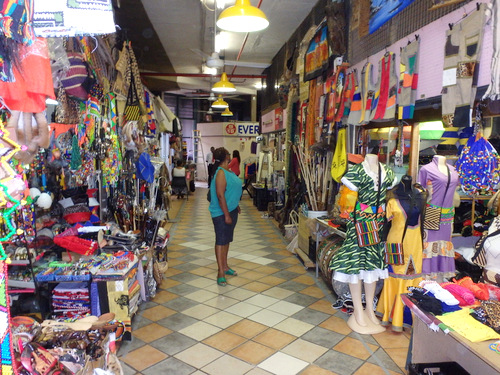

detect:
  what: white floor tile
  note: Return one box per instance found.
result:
[182,304,220,320]
[223,288,257,301]
[245,294,280,308]
[203,311,244,329]
[268,301,305,316]
[201,355,254,375]
[174,343,224,368]
[281,338,329,363]
[225,301,263,318]
[273,318,314,337]
[204,295,240,310]
[186,277,215,288]
[258,352,308,375]
[179,321,222,341]
[184,289,219,303]
[251,257,275,265]
[248,309,287,327]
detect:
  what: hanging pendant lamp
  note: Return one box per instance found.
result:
[217,0,269,33]
[221,107,233,116]
[212,72,236,93]
[212,95,229,109]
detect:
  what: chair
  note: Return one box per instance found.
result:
[171,176,188,200]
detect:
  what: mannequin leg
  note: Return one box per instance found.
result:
[348,281,386,335]
[348,282,368,327]
[364,281,382,326]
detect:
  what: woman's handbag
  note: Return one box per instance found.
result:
[354,164,382,247]
[384,216,408,266]
[423,165,450,231]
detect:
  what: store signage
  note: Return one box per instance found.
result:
[261,111,275,133]
[225,123,237,135]
[223,122,260,136]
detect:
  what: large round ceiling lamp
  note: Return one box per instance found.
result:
[211,95,229,109]
[216,0,269,33]
[221,107,233,116]
[211,72,236,93]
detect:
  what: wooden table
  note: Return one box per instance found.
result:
[402,295,500,374]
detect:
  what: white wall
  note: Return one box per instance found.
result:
[197,122,259,181]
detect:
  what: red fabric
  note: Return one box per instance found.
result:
[0,38,55,112]
[373,54,391,120]
[228,158,240,176]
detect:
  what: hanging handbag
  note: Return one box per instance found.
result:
[354,164,382,247]
[124,72,142,122]
[423,165,450,231]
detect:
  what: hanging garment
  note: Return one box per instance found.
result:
[33,0,115,37]
[441,4,487,127]
[331,127,347,182]
[359,62,376,125]
[347,70,363,125]
[398,40,420,119]
[341,70,356,120]
[372,52,398,121]
[418,159,460,278]
[484,0,500,100]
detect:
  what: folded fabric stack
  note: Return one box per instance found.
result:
[52,282,90,319]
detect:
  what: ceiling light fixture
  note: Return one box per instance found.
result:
[207,108,214,115]
[221,107,233,116]
[216,0,226,10]
[211,95,229,108]
[208,92,217,101]
[216,0,269,33]
[212,72,236,92]
[214,32,228,53]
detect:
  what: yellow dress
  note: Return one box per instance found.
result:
[376,197,423,331]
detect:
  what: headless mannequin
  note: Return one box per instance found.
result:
[429,155,461,207]
[348,153,385,334]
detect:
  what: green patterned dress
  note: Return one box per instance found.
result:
[329,161,395,283]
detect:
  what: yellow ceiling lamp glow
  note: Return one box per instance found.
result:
[216,0,269,33]
[211,95,229,108]
[221,107,233,116]
[211,72,236,93]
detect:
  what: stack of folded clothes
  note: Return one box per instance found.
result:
[52,282,90,318]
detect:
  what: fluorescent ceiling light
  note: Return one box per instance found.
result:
[254,82,267,90]
[216,0,226,10]
[45,98,59,105]
[215,32,228,53]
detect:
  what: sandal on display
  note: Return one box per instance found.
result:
[217,277,227,286]
[225,269,238,276]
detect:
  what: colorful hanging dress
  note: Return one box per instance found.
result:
[329,161,396,283]
[398,39,420,119]
[360,63,376,125]
[418,158,460,278]
[372,52,398,121]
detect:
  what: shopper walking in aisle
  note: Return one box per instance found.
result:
[206,146,215,187]
[209,147,242,286]
[228,149,241,176]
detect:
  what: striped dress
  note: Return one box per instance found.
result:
[330,161,395,283]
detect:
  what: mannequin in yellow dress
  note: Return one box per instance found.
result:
[376,175,425,331]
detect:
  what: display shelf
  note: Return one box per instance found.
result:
[9,279,35,289]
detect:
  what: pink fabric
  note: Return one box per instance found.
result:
[441,283,475,306]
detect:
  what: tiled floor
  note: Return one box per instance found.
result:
[119,187,410,375]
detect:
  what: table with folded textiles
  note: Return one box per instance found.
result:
[402,294,500,375]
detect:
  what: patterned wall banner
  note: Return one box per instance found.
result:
[369,0,417,34]
[33,0,115,37]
